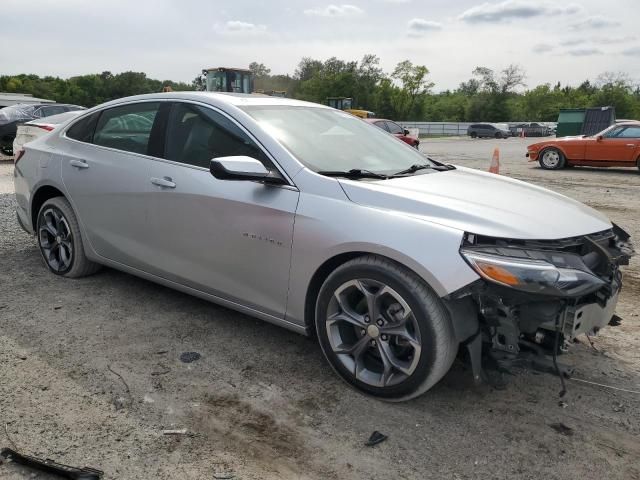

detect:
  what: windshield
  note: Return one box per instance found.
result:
[241,105,432,174]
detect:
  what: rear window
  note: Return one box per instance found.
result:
[66,112,100,143]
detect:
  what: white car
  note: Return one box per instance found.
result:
[12,111,83,160]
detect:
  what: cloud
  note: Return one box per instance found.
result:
[567,48,603,56]
[562,35,635,46]
[622,46,640,56]
[304,4,363,17]
[407,18,443,37]
[571,15,620,30]
[459,0,582,23]
[215,20,267,34]
[532,43,554,54]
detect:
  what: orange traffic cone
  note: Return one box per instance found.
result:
[489,147,500,174]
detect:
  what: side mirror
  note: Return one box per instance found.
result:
[403,129,410,136]
[210,156,286,185]
[596,135,604,142]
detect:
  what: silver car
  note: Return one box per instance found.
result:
[14,92,634,400]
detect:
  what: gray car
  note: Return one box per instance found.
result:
[467,123,511,139]
[14,92,633,400]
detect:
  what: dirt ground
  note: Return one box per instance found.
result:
[1,137,639,480]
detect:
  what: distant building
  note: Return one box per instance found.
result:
[0,92,56,108]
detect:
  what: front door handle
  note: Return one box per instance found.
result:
[69,159,89,169]
[151,176,176,188]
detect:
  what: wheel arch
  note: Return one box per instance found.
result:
[540,144,568,159]
[302,250,445,336]
[31,184,66,231]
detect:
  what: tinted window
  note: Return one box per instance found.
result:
[613,126,640,138]
[385,121,403,135]
[93,102,160,155]
[373,121,388,131]
[604,127,625,138]
[41,105,67,117]
[164,102,271,169]
[66,112,100,143]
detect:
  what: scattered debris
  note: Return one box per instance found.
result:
[107,365,130,394]
[179,352,201,363]
[53,305,62,310]
[163,429,188,436]
[549,423,573,436]
[558,400,568,408]
[365,431,388,447]
[151,364,171,376]
[4,423,17,451]
[213,473,235,479]
[156,350,169,355]
[0,447,103,479]
[608,315,622,326]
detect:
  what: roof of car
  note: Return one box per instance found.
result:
[94,91,328,110]
[363,118,389,123]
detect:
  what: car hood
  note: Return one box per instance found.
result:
[339,166,611,239]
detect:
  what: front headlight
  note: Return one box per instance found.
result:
[460,249,606,297]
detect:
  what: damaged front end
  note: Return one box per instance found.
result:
[445,224,635,382]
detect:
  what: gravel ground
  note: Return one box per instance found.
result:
[1,138,639,480]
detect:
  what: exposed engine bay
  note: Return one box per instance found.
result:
[445,224,635,382]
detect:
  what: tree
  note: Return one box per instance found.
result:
[391,60,433,119]
[249,62,271,78]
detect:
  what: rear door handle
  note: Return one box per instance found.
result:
[69,159,89,169]
[151,176,176,188]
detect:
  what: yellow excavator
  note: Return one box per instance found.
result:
[326,97,375,118]
[202,67,254,93]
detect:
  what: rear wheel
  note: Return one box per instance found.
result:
[315,255,457,401]
[539,148,565,170]
[37,197,101,278]
[470,132,477,138]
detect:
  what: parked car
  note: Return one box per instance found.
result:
[510,122,552,137]
[0,103,85,155]
[14,92,634,400]
[467,123,511,139]
[12,111,84,159]
[527,122,640,170]
[365,118,420,148]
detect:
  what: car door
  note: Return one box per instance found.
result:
[61,101,162,271]
[585,125,640,163]
[146,101,299,318]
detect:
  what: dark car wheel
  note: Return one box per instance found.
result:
[470,132,477,138]
[315,255,457,401]
[539,148,565,170]
[37,197,101,278]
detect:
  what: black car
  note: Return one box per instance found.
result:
[0,103,85,155]
[467,123,511,139]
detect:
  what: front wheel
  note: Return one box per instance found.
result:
[539,148,565,170]
[37,197,101,277]
[315,255,457,401]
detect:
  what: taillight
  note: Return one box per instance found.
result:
[14,149,25,164]
[35,124,55,131]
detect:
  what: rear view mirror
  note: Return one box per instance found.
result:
[596,135,604,142]
[210,156,286,185]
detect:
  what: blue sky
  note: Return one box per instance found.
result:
[2,0,638,90]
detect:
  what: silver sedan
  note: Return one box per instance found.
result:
[13,92,633,400]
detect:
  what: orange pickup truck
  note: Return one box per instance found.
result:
[527,122,640,170]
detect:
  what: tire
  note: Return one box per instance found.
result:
[470,132,477,138]
[494,132,501,139]
[36,197,101,278]
[539,148,565,170]
[315,255,457,401]
[413,142,420,150]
